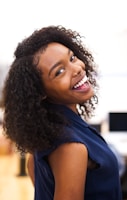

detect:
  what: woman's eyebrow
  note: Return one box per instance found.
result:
[48,49,70,76]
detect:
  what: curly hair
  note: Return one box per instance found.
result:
[2,25,98,153]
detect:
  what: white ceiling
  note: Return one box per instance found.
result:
[0,0,127,70]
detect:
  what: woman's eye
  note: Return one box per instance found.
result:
[70,54,76,62]
[55,68,65,77]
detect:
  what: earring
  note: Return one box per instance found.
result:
[42,95,47,100]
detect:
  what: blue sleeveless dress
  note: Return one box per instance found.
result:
[34,105,122,200]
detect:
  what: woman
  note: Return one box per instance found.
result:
[2,25,122,200]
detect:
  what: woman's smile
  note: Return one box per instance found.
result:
[73,75,88,89]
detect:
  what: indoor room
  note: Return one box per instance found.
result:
[0,0,127,199]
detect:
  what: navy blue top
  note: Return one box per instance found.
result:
[34,105,122,200]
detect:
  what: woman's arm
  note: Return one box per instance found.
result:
[27,154,35,185]
[48,142,88,200]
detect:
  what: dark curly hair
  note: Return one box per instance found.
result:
[2,25,98,153]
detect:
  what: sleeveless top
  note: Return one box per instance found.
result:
[34,105,122,200]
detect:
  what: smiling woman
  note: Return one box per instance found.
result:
[2,25,122,200]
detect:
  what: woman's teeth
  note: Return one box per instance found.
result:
[73,75,88,89]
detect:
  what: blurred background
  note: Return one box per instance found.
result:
[0,0,127,199]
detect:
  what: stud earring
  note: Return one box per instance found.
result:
[42,95,47,100]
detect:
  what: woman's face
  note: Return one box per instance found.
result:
[37,42,94,112]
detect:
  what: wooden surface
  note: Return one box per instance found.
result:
[0,153,34,200]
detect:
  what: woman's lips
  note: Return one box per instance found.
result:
[73,75,88,89]
[72,75,92,92]
[74,81,91,92]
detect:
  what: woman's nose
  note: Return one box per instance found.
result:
[72,66,82,77]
